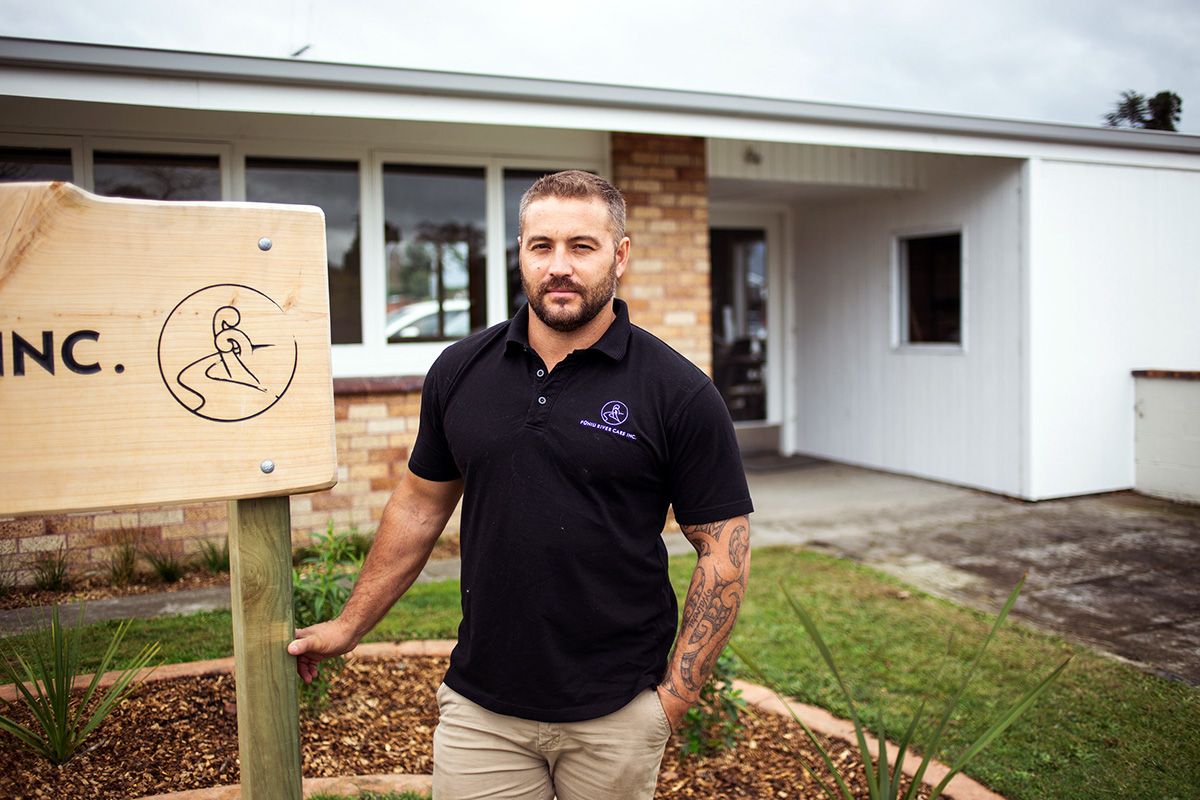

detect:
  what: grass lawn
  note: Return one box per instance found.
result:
[3,547,1196,800]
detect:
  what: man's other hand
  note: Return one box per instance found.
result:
[655,684,691,732]
[287,619,357,684]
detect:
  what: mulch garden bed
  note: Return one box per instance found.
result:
[0,655,935,800]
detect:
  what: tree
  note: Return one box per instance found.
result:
[1145,91,1182,131]
[1104,89,1182,132]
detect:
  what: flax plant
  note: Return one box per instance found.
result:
[734,576,1071,800]
[0,604,161,765]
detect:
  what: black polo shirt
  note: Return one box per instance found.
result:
[408,299,753,722]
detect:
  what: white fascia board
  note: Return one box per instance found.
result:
[4,63,1200,171]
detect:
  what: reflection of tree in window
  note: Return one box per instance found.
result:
[383,165,486,342]
[0,148,73,183]
[94,153,220,201]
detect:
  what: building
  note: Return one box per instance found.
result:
[2,37,1199,574]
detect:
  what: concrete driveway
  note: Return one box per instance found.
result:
[686,459,1200,685]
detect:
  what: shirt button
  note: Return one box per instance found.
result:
[538,396,547,405]
[536,369,545,378]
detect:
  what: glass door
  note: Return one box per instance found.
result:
[710,228,768,422]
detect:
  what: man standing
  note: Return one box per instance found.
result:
[289,170,752,799]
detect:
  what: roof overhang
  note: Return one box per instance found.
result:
[3,36,1200,160]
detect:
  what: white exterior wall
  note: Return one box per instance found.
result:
[790,156,1025,496]
[1027,160,1200,498]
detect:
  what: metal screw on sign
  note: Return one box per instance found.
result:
[260,459,276,474]
[258,237,273,251]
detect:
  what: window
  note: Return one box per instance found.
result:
[504,168,551,316]
[382,165,486,342]
[0,147,72,183]
[93,152,220,201]
[899,232,962,345]
[245,157,362,345]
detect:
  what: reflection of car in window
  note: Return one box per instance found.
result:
[386,299,471,341]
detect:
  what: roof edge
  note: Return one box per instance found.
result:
[2,36,1199,155]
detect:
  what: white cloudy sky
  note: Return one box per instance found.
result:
[3,0,1199,133]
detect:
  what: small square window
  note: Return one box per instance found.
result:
[900,232,961,345]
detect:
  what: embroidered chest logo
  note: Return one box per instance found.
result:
[580,400,638,441]
[600,400,629,426]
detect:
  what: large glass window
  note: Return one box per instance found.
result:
[245,157,362,345]
[711,228,768,422]
[504,169,550,316]
[383,165,486,342]
[0,147,72,183]
[93,152,220,201]
[900,232,962,345]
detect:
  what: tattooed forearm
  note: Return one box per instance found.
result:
[662,515,751,704]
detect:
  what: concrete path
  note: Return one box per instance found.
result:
[4,460,1197,685]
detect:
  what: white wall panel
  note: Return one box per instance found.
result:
[790,156,1025,496]
[709,139,925,189]
[1028,161,1200,498]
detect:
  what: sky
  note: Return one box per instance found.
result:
[3,0,1199,134]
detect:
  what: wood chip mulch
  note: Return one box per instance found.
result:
[0,656,933,800]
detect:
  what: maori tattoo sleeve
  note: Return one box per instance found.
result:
[662,516,751,702]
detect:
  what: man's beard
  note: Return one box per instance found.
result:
[523,258,618,333]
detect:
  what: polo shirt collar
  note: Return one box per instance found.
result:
[504,298,632,362]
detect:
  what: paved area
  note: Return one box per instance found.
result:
[4,460,1197,685]
[728,459,1200,685]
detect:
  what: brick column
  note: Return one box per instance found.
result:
[611,133,711,375]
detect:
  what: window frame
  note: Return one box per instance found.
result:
[890,225,969,355]
[0,130,604,378]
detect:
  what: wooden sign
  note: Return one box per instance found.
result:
[0,182,338,516]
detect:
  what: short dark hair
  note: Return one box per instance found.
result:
[518,170,626,247]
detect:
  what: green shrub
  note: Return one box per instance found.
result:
[105,530,140,587]
[734,576,1071,800]
[31,546,70,592]
[677,648,746,758]
[144,544,188,584]
[197,538,230,574]
[0,604,160,765]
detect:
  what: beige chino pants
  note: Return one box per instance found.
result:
[432,682,672,800]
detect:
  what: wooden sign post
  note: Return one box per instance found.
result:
[0,182,338,800]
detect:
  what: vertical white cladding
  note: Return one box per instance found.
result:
[1028,160,1200,499]
[791,156,1025,496]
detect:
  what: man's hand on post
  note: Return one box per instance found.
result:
[287,618,358,684]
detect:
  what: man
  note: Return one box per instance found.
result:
[289,170,752,799]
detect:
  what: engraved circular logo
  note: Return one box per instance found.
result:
[158,284,298,422]
[600,400,629,426]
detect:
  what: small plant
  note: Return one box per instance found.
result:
[144,543,188,584]
[293,523,362,710]
[197,538,230,574]
[0,603,161,765]
[677,648,746,758]
[31,545,71,592]
[0,556,19,600]
[104,529,140,587]
[734,575,1072,800]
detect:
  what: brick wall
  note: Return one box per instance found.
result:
[611,132,712,376]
